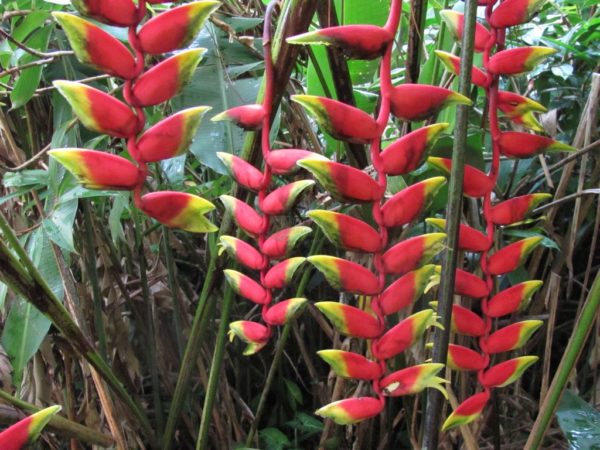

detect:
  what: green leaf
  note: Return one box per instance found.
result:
[259,427,291,450]
[556,390,600,450]
[42,198,78,253]
[1,229,63,386]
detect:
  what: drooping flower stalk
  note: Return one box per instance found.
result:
[437,0,575,430]
[50,0,219,233]
[217,2,318,354]
[288,0,467,424]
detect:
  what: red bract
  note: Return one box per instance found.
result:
[318,350,383,380]
[287,25,393,60]
[488,0,547,28]
[308,210,382,253]
[263,298,307,326]
[308,256,380,296]
[212,104,266,130]
[487,237,543,275]
[426,218,490,252]
[0,406,61,450]
[219,236,266,271]
[138,1,221,54]
[447,344,487,371]
[382,233,446,275]
[454,269,490,298]
[389,84,472,121]
[293,95,379,143]
[487,46,557,75]
[440,10,491,53]
[141,191,216,233]
[380,265,438,315]
[435,50,489,87]
[260,226,312,259]
[497,91,547,131]
[315,302,383,339]
[220,195,266,237]
[266,149,322,175]
[451,305,485,337]
[499,132,574,158]
[487,280,543,317]
[261,180,315,215]
[71,0,137,26]
[381,177,446,227]
[490,193,552,225]
[428,157,494,198]
[263,258,305,289]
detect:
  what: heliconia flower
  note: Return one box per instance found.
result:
[490,193,552,226]
[52,13,136,79]
[287,25,393,60]
[487,236,543,275]
[442,391,490,431]
[489,0,547,28]
[446,344,487,371]
[220,195,266,237]
[373,309,437,360]
[0,405,61,450]
[219,236,266,271]
[487,47,557,75]
[71,0,137,27]
[228,320,269,355]
[451,304,485,336]
[138,1,221,55]
[263,257,306,289]
[291,95,379,144]
[487,280,543,317]
[485,320,543,354]
[211,105,266,131]
[439,10,491,53]
[389,84,472,122]
[381,177,446,227]
[308,256,380,295]
[428,157,494,198]
[261,180,315,215]
[315,302,383,339]
[132,49,205,107]
[260,226,312,259]
[498,132,575,158]
[317,350,383,380]
[426,218,490,252]
[307,210,381,253]
[266,149,325,175]
[298,159,383,203]
[216,153,264,191]
[381,363,448,397]
[223,270,268,305]
[315,397,383,425]
[382,233,446,275]
[481,355,539,388]
[497,91,547,132]
[434,50,489,88]
[138,107,210,163]
[381,123,449,175]
[49,149,139,190]
[263,298,308,326]
[454,269,490,298]
[141,191,217,233]
[53,80,137,138]
[380,265,438,315]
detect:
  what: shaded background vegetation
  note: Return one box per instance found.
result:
[0,0,599,448]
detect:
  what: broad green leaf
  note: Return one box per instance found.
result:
[556,390,600,450]
[42,198,78,253]
[259,427,291,450]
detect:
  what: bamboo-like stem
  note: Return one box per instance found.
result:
[421,0,478,446]
[0,212,155,442]
[195,285,235,450]
[162,232,219,450]
[524,271,600,450]
[0,391,114,447]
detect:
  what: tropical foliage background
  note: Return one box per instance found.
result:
[0,0,598,448]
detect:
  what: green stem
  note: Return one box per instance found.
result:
[134,210,163,435]
[245,234,323,446]
[422,0,478,446]
[430,0,451,86]
[163,228,184,359]
[195,284,235,450]
[524,271,600,450]
[0,212,155,443]
[83,201,107,360]
[162,232,219,450]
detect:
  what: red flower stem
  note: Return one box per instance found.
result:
[478,0,503,397]
[369,0,401,406]
[257,1,278,338]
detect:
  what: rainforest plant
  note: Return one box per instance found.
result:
[0,406,60,450]
[283,0,479,424]
[49,0,219,233]
[214,2,319,355]
[430,0,576,431]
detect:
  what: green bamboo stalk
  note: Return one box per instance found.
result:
[0,389,114,447]
[524,271,600,450]
[195,284,235,450]
[0,212,155,443]
[245,234,323,446]
[422,0,478,446]
[162,232,219,450]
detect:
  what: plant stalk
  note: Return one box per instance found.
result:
[421,0,478,445]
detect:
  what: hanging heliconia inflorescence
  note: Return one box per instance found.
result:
[285,0,476,424]
[49,0,220,233]
[215,2,320,355]
[433,0,574,431]
[0,406,61,450]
